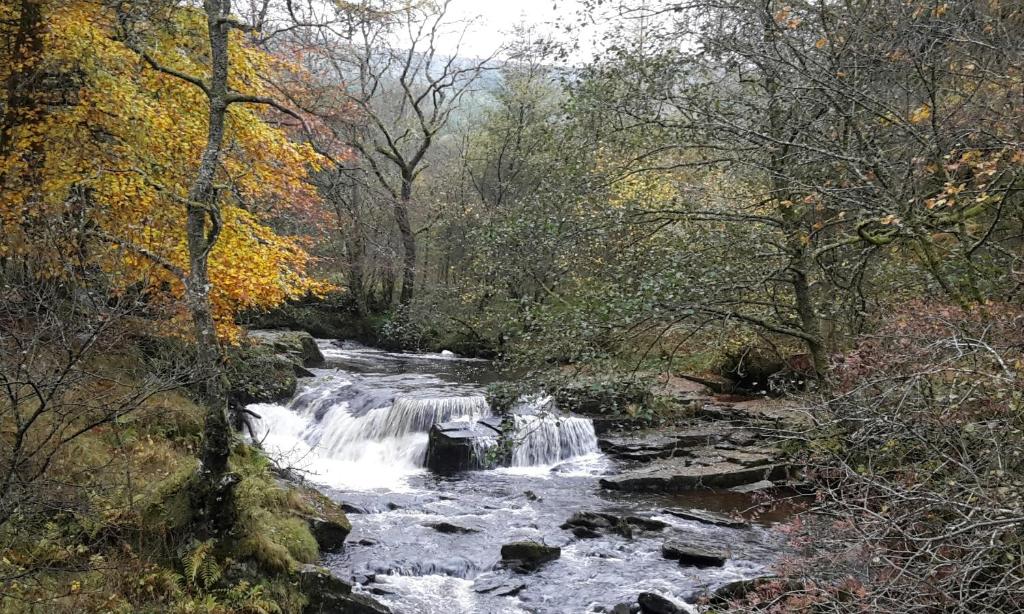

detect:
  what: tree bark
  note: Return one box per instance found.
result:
[395,174,417,305]
[188,0,232,486]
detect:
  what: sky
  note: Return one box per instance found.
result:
[440,0,589,59]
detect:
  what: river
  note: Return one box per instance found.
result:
[251,341,784,613]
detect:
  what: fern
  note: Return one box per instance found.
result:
[182,539,222,590]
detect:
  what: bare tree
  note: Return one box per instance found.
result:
[307,0,494,305]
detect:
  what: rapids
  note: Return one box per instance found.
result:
[250,341,784,613]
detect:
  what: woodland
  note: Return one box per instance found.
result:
[1,0,1022,612]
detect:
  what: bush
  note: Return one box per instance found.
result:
[750,303,1024,612]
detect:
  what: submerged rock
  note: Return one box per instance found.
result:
[424,521,480,534]
[661,539,728,567]
[624,516,670,532]
[500,540,561,572]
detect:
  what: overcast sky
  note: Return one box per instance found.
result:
[441,0,588,59]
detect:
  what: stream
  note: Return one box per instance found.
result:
[251,341,785,613]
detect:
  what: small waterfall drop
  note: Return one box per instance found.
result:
[250,347,602,488]
[509,414,600,466]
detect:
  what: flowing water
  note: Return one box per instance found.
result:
[251,341,786,613]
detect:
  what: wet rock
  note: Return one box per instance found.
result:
[638,591,686,614]
[226,343,297,405]
[297,565,391,614]
[661,539,728,567]
[598,433,689,461]
[599,426,729,461]
[729,480,776,494]
[610,603,635,614]
[425,421,501,473]
[523,490,539,501]
[424,521,479,534]
[500,540,561,572]
[561,511,617,531]
[572,526,602,539]
[350,571,376,585]
[248,329,325,367]
[357,538,378,546]
[599,457,789,492]
[293,483,351,553]
[662,508,749,529]
[624,516,670,531]
[473,573,527,596]
[341,502,367,514]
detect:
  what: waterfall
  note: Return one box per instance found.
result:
[315,395,489,461]
[509,414,600,466]
[250,366,601,489]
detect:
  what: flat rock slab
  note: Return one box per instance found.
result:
[473,573,527,597]
[599,426,731,461]
[599,458,789,492]
[662,508,749,529]
[662,539,728,567]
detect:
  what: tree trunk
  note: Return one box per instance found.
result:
[762,1,827,379]
[188,0,232,496]
[0,0,46,205]
[395,175,417,305]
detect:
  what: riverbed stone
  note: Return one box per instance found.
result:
[599,457,789,492]
[473,573,527,596]
[424,521,479,534]
[661,539,728,567]
[662,508,748,529]
[248,329,325,368]
[297,565,391,614]
[638,591,685,614]
[624,516,670,531]
[500,541,561,572]
[424,425,481,473]
[292,483,351,553]
[562,511,617,531]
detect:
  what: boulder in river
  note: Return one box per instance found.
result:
[424,418,506,473]
[292,483,352,553]
[297,564,391,614]
[248,329,325,368]
[500,540,561,572]
[638,591,688,614]
[561,511,617,531]
[661,539,728,567]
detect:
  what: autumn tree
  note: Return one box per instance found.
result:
[1,0,334,529]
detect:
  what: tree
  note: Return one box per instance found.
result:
[308,0,492,305]
[1,0,333,529]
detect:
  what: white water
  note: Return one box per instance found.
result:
[249,343,600,490]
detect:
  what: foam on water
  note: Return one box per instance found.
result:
[250,346,601,491]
